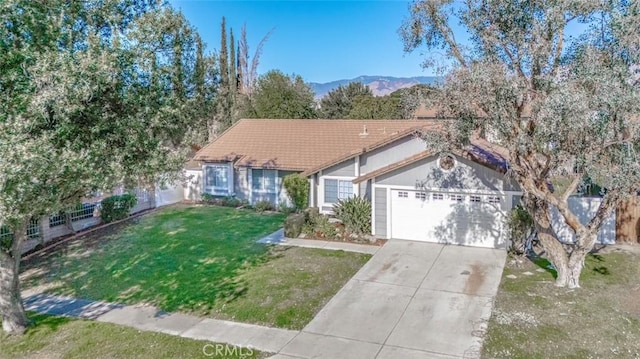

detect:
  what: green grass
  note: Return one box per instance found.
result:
[0,313,266,359]
[22,205,370,329]
[211,246,371,329]
[483,251,640,358]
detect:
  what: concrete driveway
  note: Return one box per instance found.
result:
[274,240,506,359]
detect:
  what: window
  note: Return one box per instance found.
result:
[324,179,353,203]
[470,195,482,203]
[205,165,230,193]
[397,191,409,198]
[252,169,277,193]
[487,196,501,204]
[415,192,427,200]
[450,194,465,202]
[432,193,444,200]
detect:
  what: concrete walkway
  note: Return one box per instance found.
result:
[24,293,298,354]
[277,240,507,359]
[257,228,381,255]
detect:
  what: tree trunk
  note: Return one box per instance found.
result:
[523,194,575,287]
[561,232,598,288]
[64,212,76,234]
[0,221,28,334]
[524,194,599,288]
[560,252,585,288]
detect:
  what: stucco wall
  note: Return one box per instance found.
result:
[323,158,356,177]
[360,135,426,174]
[376,154,519,192]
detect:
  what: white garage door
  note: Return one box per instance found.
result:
[390,189,507,248]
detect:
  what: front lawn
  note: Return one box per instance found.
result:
[22,205,370,330]
[1,313,266,359]
[482,249,640,358]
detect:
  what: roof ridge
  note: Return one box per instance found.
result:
[193,119,246,158]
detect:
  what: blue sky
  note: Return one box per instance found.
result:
[169,1,430,83]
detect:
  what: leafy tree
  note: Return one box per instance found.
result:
[402,0,640,287]
[348,95,403,119]
[0,0,201,333]
[214,16,234,134]
[319,82,372,119]
[192,34,219,144]
[249,70,317,119]
[391,84,439,119]
[230,28,237,94]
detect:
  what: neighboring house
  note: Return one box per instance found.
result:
[192,119,521,248]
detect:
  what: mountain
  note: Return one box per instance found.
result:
[309,75,439,98]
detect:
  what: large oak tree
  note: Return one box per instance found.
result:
[402,0,640,287]
[0,0,205,333]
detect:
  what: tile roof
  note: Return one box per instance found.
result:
[194,119,444,171]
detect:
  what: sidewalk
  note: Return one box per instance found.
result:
[24,293,299,354]
[257,228,381,255]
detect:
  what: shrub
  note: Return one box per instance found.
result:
[254,200,274,213]
[283,174,309,210]
[284,213,305,238]
[301,208,337,239]
[201,194,248,208]
[506,205,536,255]
[333,196,371,235]
[221,196,247,208]
[202,193,216,204]
[101,194,137,223]
[311,214,337,239]
[277,201,296,215]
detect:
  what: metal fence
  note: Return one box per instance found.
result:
[0,218,41,243]
[49,202,100,228]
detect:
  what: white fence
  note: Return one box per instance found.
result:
[155,182,185,207]
[9,188,157,254]
[550,196,616,245]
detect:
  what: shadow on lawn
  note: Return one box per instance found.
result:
[21,206,286,315]
[28,313,71,332]
[527,252,612,279]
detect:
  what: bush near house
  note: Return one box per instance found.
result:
[254,200,274,213]
[295,206,377,243]
[301,207,337,239]
[284,212,305,238]
[201,193,249,208]
[100,194,137,223]
[505,205,536,256]
[333,196,371,235]
[283,173,309,210]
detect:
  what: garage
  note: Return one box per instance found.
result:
[389,189,507,248]
[363,151,520,249]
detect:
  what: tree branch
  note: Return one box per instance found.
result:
[521,176,585,234]
[562,174,582,202]
[432,2,466,67]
